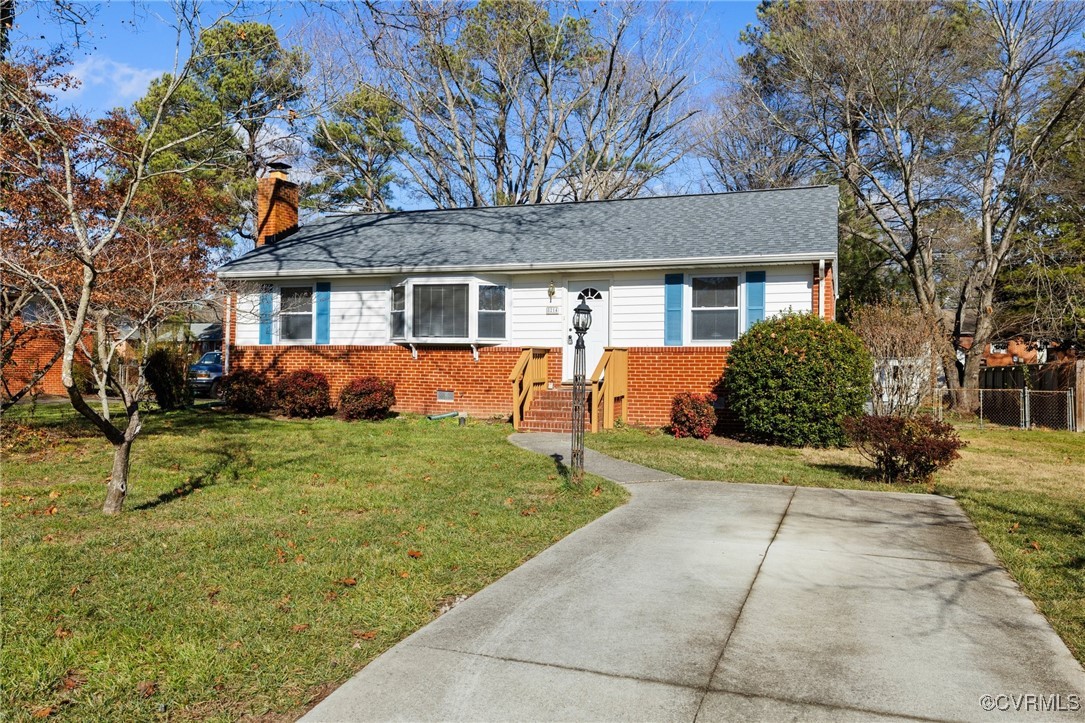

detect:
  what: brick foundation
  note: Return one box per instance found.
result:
[229,344,563,418]
[625,346,731,427]
[230,343,735,428]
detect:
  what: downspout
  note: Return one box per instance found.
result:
[817,259,826,319]
[223,291,232,375]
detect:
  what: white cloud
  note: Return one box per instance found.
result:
[59,55,162,110]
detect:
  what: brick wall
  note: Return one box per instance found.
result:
[2,319,86,397]
[625,346,731,427]
[230,344,563,418]
[811,261,836,321]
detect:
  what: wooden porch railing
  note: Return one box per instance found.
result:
[509,347,550,431]
[590,347,628,433]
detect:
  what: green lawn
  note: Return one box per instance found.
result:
[1,406,627,721]
[587,425,1085,665]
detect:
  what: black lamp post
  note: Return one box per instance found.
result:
[571,300,592,483]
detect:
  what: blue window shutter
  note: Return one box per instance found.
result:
[664,273,683,346]
[746,271,766,330]
[315,282,331,345]
[259,286,273,345]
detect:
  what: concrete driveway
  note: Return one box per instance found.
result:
[303,434,1085,722]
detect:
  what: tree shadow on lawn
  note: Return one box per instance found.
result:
[134,439,252,511]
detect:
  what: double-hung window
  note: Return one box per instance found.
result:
[477,285,506,339]
[391,286,406,339]
[691,276,739,341]
[279,286,313,342]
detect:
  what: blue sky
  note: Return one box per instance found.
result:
[12,1,761,117]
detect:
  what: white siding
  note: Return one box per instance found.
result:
[329,281,389,345]
[765,264,813,318]
[234,291,262,345]
[610,272,665,346]
[509,275,564,346]
[231,264,816,348]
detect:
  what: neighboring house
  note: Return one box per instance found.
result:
[217,168,839,430]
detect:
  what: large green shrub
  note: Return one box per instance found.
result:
[724,313,872,447]
[144,347,192,410]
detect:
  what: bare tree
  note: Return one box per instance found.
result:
[851,303,945,417]
[742,0,1085,408]
[307,0,698,208]
[697,77,819,192]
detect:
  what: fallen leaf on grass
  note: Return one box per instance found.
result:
[31,706,54,718]
[206,588,221,602]
[520,507,537,517]
[504,497,514,506]
[324,590,339,601]
[42,534,55,543]
[400,571,410,578]
[352,629,378,640]
[336,577,357,587]
[48,490,61,499]
[1030,540,1041,551]
[54,626,72,639]
[228,640,243,650]
[136,681,156,697]
[20,495,34,503]
[1009,522,1020,533]
[591,486,602,497]
[291,624,310,633]
[407,549,423,559]
[294,554,305,564]
[276,595,292,613]
[58,670,85,691]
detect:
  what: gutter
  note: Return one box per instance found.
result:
[217,252,839,280]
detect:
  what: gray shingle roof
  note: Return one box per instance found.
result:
[217,185,838,278]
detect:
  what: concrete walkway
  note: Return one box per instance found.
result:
[303,434,1085,722]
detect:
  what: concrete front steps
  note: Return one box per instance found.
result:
[519,387,588,433]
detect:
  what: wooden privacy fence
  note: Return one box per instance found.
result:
[978,360,1083,432]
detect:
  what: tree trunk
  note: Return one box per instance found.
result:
[102,437,133,514]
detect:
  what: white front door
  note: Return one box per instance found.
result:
[564,281,610,382]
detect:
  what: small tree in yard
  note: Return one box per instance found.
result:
[850,303,944,418]
[1,10,239,514]
[725,314,873,447]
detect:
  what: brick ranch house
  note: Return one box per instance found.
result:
[217,168,838,431]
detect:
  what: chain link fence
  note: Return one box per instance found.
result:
[977,388,1078,431]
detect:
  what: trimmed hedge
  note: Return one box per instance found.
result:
[275,370,331,418]
[221,369,275,413]
[338,376,396,421]
[724,313,872,447]
[670,392,717,440]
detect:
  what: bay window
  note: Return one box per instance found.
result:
[477,285,506,339]
[391,278,507,342]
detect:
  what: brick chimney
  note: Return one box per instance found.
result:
[256,162,298,247]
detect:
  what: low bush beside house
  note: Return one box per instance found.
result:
[144,347,192,410]
[670,392,717,440]
[843,414,966,484]
[725,313,873,447]
[338,376,396,421]
[275,369,332,418]
[220,369,275,413]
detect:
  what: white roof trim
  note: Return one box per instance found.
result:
[217,253,834,280]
